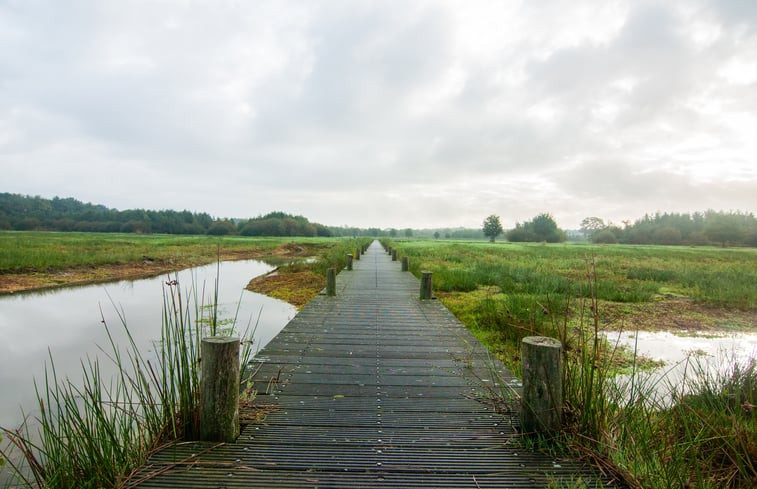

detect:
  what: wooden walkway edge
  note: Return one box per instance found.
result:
[131,241,606,488]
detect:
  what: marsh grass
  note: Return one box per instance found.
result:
[580,355,757,489]
[391,240,757,309]
[389,239,757,489]
[0,272,257,488]
[0,231,338,274]
[308,238,372,276]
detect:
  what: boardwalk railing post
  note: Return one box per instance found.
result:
[401,256,409,272]
[355,248,361,260]
[346,254,353,271]
[521,336,562,435]
[201,336,240,442]
[326,267,336,296]
[391,250,398,261]
[420,271,433,300]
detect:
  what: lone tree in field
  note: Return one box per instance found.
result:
[482,214,503,242]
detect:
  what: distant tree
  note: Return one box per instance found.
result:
[531,213,562,242]
[482,214,503,242]
[592,229,618,244]
[652,227,682,245]
[506,213,566,243]
[580,217,606,239]
[207,220,236,236]
[433,231,440,239]
[705,216,744,247]
[314,223,332,237]
[403,228,413,238]
[389,228,398,237]
[505,223,528,242]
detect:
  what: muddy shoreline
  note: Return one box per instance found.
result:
[0,246,313,298]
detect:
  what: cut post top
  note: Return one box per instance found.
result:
[522,336,562,349]
[202,336,239,345]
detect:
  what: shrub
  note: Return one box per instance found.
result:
[592,229,618,244]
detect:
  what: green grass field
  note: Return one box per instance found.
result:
[390,240,757,308]
[386,239,756,489]
[0,231,341,273]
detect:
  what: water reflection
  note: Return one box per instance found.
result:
[605,330,757,402]
[0,260,296,428]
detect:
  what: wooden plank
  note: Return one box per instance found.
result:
[128,241,609,488]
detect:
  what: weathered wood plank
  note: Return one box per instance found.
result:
[129,241,608,489]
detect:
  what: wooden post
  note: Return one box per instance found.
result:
[200,336,240,442]
[387,246,392,255]
[401,256,409,272]
[521,336,562,435]
[391,250,398,261]
[346,254,353,271]
[326,267,336,296]
[420,271,433,300]
[355,248,361,260]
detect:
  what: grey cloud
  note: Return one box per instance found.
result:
[551,159,756,222]
[1,0,755,229]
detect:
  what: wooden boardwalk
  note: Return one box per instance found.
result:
[131,241,604,488]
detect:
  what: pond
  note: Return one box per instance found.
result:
[605,329,757,401]
[0,260,297,429]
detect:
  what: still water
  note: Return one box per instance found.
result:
[605,330,757,401]
[0,260,296,429]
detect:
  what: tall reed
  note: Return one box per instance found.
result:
[0,273,255,488]
[555,260,756,489]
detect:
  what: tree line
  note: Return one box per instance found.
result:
[482,210,757,247]
[0,193,335,237]
[3,193,755,246]
[483,213,566,243]
[580,211,757,247]
[0,193,216,234]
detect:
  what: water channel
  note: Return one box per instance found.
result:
[0,260,297,429]
[605,329,757,401]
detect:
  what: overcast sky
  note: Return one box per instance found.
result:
[2,0,755,229]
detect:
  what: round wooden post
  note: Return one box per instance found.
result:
[387,246,392,255]
[346,254,353,271]
[201,336,240,442]
[391,249,398,261]
[355,248,361,260]
[401,256,409,272]
[521,336,562,435]
[326,267,336,296]
[420,271,433,300]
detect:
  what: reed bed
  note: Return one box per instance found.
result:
[387,239,756,489]
[0,274,255,488]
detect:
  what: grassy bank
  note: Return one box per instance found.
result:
[246,237,373,308]
[0,231,340,294]
[386,239,756,488]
